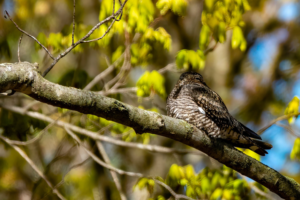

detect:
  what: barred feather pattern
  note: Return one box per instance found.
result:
[166,72,273,156]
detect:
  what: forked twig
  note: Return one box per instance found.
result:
[42,0,128,77]
[5,11,55,60]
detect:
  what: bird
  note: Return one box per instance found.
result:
[166,72,272,156]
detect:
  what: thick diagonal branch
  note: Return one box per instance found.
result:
[0,62,300,199]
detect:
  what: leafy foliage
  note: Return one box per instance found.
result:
[285,96,300,124]
[136,70,166,98]
[156,0,188,15]
[201,0,250,50]
[176,49,205,71]
[135,164,254,199]
[291,138,300,161]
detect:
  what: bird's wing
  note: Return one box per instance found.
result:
[190,84,262,140]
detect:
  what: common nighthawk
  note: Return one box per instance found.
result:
[166,72,272,156]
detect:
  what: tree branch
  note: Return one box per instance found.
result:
[0,62,300,199]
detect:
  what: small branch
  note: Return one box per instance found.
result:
[276,123,300,138]
[84,64,115,90]
[54,157,90,189]
[5,11,55,60]
[257,112,300,135]
[82,18,116,43]
[42,0,128,77]
[97,141,127,200]
[99,87,137,96]
[72,0,76,45]
[18,34,23,62]
[83,52,124,91]
[204,41,218,55]
[5,111,70,146]
[65,127,144,177]
[0,135,66,200]
[158,63,175,74]
[154,179,192,200]
[249,182,276,200]
[66,127,192,200]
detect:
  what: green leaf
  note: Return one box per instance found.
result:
[135,177,149,190]
[168,164,182,181]
[199,25,211,50]
[171,0,188,16]
[136,70,166,98]
[285,96,300,124]
[186,185,196,197]
[210,188,223,200]
[291,138,300,160]
[176,49,206,70]
[231,26,247,51]
[217,22,226,43]
[185,165,195,180]
[156,0,171,15]
[112,46,125,63]
[200,177,210,193]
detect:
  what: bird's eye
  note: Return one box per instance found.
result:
[195,77,201,81]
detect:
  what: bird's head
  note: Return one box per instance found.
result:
[177,71,207,86]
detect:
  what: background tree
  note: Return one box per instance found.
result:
[1,0,300,199]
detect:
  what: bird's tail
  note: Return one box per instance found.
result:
[228,133,273,156]
[249,139,273,156]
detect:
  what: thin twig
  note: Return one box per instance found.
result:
[66,127,193,200]
[99,87,137,96]
[83,18,117,43]
[65,127,144,177]
[6,111,71,146]
[97,141,127,200]
[276,123,300,138]
[72,0,76,45]
[238,172,275,200]
[42,0,128,77]
[18,34,23,62]
[22,100,40,114]
[5,11,55,60]
[0,104,204,156]
[154,179,192,200]
[158,63,175,74]
[249,182,276,200]
[0,136,66,200]
[204,41,218,55]
[257,112,300,135]
[107,30,131,91]
[83,53,124,90]
[54,157,90,189]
